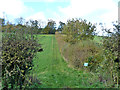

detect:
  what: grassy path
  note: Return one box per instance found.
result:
[30,35,104,88]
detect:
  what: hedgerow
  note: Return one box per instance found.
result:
[1,25,41,89]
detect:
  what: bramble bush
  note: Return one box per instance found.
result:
[1,25,41,89]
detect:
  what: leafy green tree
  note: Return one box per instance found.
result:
[43,25,50,34]
[30,20,38,28]
[62,18,96,44]
[43,19,56,34]
[29,20,39,34]
[48,19,56,34]
[57,21,65,32]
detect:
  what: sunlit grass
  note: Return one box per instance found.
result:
[29,35,105,88]
[94,36,103,44]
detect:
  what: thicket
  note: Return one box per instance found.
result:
[56,19,120,88]
[87,22,120,88]
[1,23,42,89]
[94,22,120,87]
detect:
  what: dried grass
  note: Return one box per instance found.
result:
[55,32,101,70]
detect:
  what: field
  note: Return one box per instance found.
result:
[94,36,103,44]
[29,35,105,88]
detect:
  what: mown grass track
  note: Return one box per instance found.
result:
[30,35,105,88]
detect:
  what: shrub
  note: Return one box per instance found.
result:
[92,22,120,87]
[1,26,41,89]
[67,40,101,69]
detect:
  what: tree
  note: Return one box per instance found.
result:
[15,17,25,26]
[57,21,65,32]
[43,19,56,34]
[43,25,50,34]
[30,20,38,28]
[0,18,5,26]
[62,18,96,44]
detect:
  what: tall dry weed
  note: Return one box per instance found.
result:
[55,32,102,70]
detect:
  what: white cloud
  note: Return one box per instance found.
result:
[97,1,118,35]
[26,12,47,27]
[26,12,46,21]
[52,12,69,27]
[100,9,117,25]
[0,0,28,18]
[22,0,69,2]
[59,0,117,18]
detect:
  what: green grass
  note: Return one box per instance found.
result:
[94,36,103,44]
[29,35,105,88]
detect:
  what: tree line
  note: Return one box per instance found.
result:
[0,17,66,34]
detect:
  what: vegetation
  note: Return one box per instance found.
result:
[62,18,96,44]
[100,22,120,87]
[57,21,65,32]
[1,21,42,89]
[56,32,103,70]
[56,20,120,88]
[42,19,56,34]
[0,16,119,88]
[29,35,105,88]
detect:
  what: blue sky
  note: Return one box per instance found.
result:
[0,0,118,35]
[23,2,69,18]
